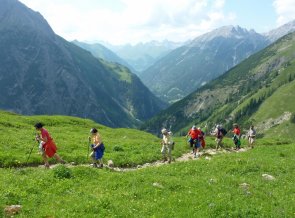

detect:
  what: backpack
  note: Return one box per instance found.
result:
[220,128,227,136]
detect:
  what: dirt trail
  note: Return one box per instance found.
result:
[45,147,250,172]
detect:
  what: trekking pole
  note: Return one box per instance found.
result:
[25,141,37,166]
[87,136,91,159]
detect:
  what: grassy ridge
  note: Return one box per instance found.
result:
[0,143,294,217]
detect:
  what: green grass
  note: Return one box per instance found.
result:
[1,143,294,217]
[1,110,219,167]
[1,110,294,217]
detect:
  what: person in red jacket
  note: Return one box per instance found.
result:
[34,122,65,168]
[186,126,201,158]
[232,123,241,150]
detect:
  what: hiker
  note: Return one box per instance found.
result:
[198,127,206,149]
[247,125,256,148]
[89,128,105,168]
[213,125,225,150]
[34,122,65,169]
[186,126,201,158]
[161,128,174,163]
[232,123,241,150]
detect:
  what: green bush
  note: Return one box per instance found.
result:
[53,165,73,179]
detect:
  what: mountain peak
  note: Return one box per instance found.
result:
[0,0,55,38]
[190,25,260,47]
[265,19,295,42]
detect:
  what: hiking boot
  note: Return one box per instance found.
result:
[44,163,50,169]
[93,163,98,168]
[99,164,103,168]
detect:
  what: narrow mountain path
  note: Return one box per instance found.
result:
[46,147,250,172]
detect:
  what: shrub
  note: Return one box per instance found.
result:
[53,165,73,179]
[113,145,124,152]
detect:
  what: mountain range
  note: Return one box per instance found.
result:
[101,40,184,73]
[0,0,166,128]
[141,31,295,140]
[139,21,295,103]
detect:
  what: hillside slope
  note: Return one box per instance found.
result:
[140,26,268,103]
[0,0,165,128]
[142,32,295,139]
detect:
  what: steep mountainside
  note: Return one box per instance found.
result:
[0,0,166,127]
[72,40,136,73]
[140,26,268,103]
[142,32,295,139]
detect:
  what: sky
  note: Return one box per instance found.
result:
[18,0,295,45]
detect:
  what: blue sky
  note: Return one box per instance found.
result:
[19,0,295,45]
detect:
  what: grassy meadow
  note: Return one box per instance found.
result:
[1,111,295,217]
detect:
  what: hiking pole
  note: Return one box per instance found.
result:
[87,136,91,159]
[25,133,40,166]
[25,142,36,166]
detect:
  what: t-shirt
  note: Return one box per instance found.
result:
[188,129,201,139]
[248,129,256,137]
[41,128,52,142]
[233,127,241,136]
[163,133,173,145]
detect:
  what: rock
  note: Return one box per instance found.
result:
[209,178,215,184]
[240,183,250,190]
[4,205,22,216]
[262,174,275,181]
[152,182,164,189]
[205,156,211,160]
[107,160,114,167]
[70,162,77,165]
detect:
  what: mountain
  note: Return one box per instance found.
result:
[142,32,295,140]
[265,19,295,42]
[72,40,136,73]
[0,0,166,128]
[102,40,184,73]
[140,26,269,103]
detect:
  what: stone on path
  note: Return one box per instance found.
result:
[107,160,114,167]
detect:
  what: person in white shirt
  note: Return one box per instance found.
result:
[247,125,256,148]
[161,128,174,163]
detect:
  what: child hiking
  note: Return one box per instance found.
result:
[34,122,65,169]
[161,128,174,163]
[89,128,105,168]
[232,123,241,150]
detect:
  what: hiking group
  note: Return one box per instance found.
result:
[33,123,105,169]
[212,123,257,150]
[33,122,256,168]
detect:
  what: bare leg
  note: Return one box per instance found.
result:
[42,153,50,168]
[53,153,65,164]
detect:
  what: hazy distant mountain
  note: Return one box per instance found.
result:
[142,32,295,140]
[0,0,166,128]
[140,26,268,103]
[265,19,295,42]
[101,40,184,73]
[72,40,136,73]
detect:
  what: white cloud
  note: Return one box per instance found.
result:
[19,0,236,44]
[273,0,295,26]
